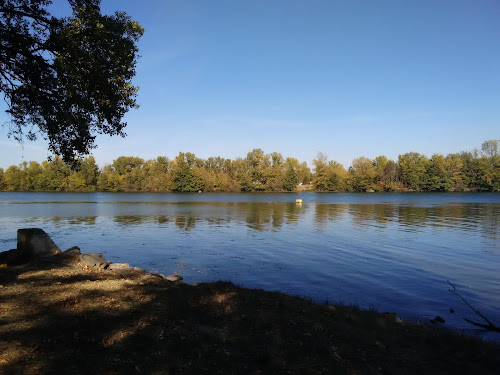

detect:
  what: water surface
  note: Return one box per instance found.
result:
[1,192,499,340]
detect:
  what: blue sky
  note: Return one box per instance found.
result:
[1,0,498,169]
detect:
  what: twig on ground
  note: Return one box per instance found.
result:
[447,280,500,333]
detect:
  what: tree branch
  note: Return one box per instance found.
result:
[447,280,500,333]
[0,68,17,89]
[0,7,52,26]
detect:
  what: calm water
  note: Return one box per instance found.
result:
[1,192,499,340]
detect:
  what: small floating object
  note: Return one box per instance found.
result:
[296,199,303,203]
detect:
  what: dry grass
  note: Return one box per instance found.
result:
[0,261,499,374]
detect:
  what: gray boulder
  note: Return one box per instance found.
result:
[0,228,61,265]
[165,274,183,282]
[38,246,82,265]
[80,253,111,269]
[108,263,131,271]
[18,228,61,260]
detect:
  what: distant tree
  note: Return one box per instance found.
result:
[374,155,388,183]
[78,156,99,188]
[382,160,401,191]
[312,153,347,191]
[326,161,348,191]
[0,0,144,162]
[265,151,286,191]
[98,164,121,191]
[26,161,44,190]
[245,148,271,188]
[1,142,497,192]
[270,152,284,167]
[110,156,144,175]
[239,175,253,192]
[373,155,400,191]
[480,140,499,191]
[350,157,376,191]
[458,151,483,190]
[144,156,172,192]
[312,152,329,191]
[172,152,204,192]
[40,156,71,190]
[283,166,297,191]
[65,156,99,191]
[398,152,430,191]
[297,162,312,185]
[426,154,463,191]
[481,140,499,159]
[3,164,25,191]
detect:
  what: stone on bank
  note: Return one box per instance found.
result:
[0,228,183,282]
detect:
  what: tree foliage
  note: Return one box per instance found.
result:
[1,142,498,193]
[172,153,204,192]
[0,0,144,163]
[350,157,376,192]
[312,153,347,192]
[282,165,297,192]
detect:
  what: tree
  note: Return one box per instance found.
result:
[297,162,312,185]
[172,152,204,192]
[3,164,24,190]
[26,161,44,190]
[312,152,329,191]
[373,156,400,191]
[0,0,144,163]
[480,140,499,191]
[144,156,172,192]
[398,152,430,191]
[246,148,270,188]
[283,165,297,191]
[312,153,347,191]
[426,154,463,191]
[373,155,388,183]
[39,156,70,190]
[350,156,376,192]
[481,140,499,160]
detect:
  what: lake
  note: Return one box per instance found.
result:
[1,192,499,340]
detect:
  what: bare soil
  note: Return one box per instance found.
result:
[0,261,499,374]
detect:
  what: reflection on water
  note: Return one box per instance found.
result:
[1,193,499,341]
[19,202,498,243]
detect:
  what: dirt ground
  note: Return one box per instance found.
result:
[0,260,499,374]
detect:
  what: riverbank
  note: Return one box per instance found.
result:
[1,259,499,374]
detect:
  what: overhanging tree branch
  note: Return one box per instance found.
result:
[0,7,52,25]
[0,0,144,163]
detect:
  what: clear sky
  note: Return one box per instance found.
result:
[1,0,499,169]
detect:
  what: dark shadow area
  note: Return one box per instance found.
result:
[1,261,500,374]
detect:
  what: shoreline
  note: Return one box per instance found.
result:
[1,250,500,373]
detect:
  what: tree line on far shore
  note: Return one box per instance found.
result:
[0,141,498,193]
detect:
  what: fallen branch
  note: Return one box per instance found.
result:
[447,280,500,333]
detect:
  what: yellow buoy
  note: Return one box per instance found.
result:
[296,199,303,203]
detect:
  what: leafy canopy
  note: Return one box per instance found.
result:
[0,0,144,162]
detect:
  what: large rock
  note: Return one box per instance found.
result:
[0,229,61,265]
[108,263,131,271]
[38,246,82,265]
[80,253,111,269]
[17,228,61,261]
[165,274,183,282]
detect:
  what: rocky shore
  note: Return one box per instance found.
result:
[0,229,499,374]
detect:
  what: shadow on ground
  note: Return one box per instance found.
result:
[1,261,499,374]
